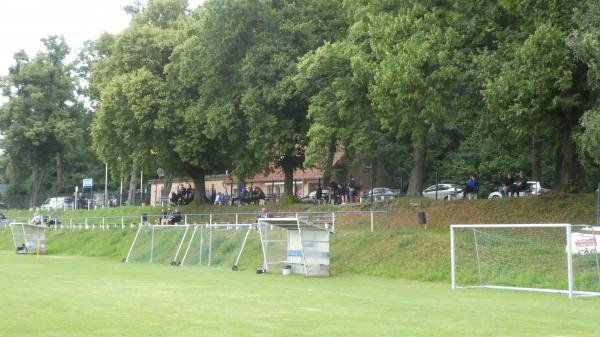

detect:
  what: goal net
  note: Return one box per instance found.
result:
[451,224,600,298]
[180,223,262,271]
[125,224,191,265]
[10,223,46,254]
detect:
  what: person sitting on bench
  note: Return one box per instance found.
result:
[16,243,28,254]
[169,208,182,224]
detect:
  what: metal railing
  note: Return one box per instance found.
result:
[4,210,388,233]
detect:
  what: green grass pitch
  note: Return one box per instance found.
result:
[1,250,599,337]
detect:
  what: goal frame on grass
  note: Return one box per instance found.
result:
[450,224,600,299]
[9,222,46,255]
[124,224,191,265]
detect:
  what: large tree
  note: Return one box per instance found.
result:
[0,36,81,206]
[483,0,589,191]
[238,0,347,196]
[90,0,190,204]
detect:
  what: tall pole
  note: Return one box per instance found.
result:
[119,179,123,207]
[104,163,108,207]
[140,170,143,206]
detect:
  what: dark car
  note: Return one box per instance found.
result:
[361,187,402,201]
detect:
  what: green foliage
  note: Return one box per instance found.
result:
[0,36,86,205]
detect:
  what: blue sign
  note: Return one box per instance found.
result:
[83,178,93,188]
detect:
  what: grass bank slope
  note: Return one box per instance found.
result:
[1,193,597,283]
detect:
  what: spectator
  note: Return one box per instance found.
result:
[169,208,182,224]
[339,183,347,204]
[31,213,43,225]
[260,207,273,218]
[463,175,479,199]
[161,208,171,225]
[516,171,529,197]
[502,174,516,197]
[316,185,323,204]
[16,243,28,254]
[348,176,356,203]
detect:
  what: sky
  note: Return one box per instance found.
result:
[0,0,204,78]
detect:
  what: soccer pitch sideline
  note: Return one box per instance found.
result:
[0,251,599,337]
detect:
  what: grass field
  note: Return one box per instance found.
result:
[1,251,599,337]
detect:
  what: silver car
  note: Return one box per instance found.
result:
[422,184,463,200]
[488,181,550,199]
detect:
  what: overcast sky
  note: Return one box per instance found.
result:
[0,0,203,77]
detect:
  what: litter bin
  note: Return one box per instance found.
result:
[417,211,426,225]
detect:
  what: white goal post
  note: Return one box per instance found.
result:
[450,224,600,298]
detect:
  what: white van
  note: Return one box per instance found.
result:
[40,197,72,211]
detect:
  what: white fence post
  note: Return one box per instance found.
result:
[121,217,124,229]
[85,218,88,230]
[332,212,336,232]
[370,211,374,232]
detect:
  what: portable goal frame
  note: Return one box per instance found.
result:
[450,224,600,298]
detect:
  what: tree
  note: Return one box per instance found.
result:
[0,36,81,206]
[90,0,190,204]
[368,3,477,196]
[483,1,590,191]
[239,0,347,196]
[570,1,600,169]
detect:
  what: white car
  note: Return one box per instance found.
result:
[422,184,463,200]
[301,189,330,203]
[488,181,550,199]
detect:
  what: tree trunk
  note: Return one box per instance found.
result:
[556,127,583,192]
[56,150,64,192]
[407,126,427,196]
[30,161,45,208]
[8,157,22,191]
[127,161,139,206]
[532,133,542,182]
[553,110,584,192]
[161,175,173,199]
[283,164,295,197]
[321,137,336,187]
[192,173,206,203]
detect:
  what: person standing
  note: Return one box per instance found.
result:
[516,171,528,197]
[348,176,356,203]
[316,185,323,204]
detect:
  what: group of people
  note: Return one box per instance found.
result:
[156,207,182,225]
[231,186,266,206]
[501,172,530,197]
[170,184,195,206]
[314,176,358,205]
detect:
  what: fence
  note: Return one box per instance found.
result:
[3,210,388,233]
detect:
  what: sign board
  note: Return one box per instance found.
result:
[83,178,93,188]
[569,229,600,255]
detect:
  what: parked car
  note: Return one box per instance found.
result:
[301,189,330,203]
[488,181,550,199]
[40,196,73,211]
[361,187,402,201]
[422,184,463,200]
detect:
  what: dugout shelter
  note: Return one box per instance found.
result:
[258,217,330,277]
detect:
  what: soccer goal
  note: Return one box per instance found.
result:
[451,224,600,298]
[9,222,46,255]
[125,224,191,265]
[180,223,260,271]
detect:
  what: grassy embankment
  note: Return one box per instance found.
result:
[0,193,597,283]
